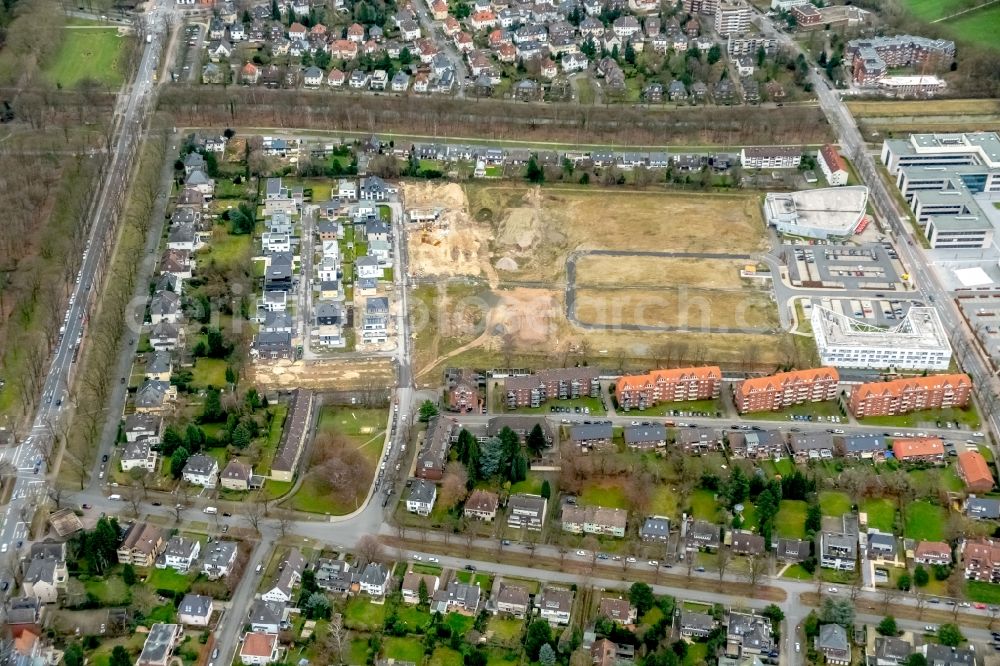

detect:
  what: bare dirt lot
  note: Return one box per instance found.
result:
[404,183,797,377]
[573,256,753,290]
[251,358,395,391]
[572,288,779,331]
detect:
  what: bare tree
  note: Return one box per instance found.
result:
[438,461,469,510]
[277,516,292,539]
[129,468,152,498]
[582,535,600,572]
[881,589,896,614]
[326,613,348,664]
[357,534,385,564]
[746,555,768,589]
[46,485,66,510]
[243,499,263,533]
[717,547,731,587]
[124,483,143,517]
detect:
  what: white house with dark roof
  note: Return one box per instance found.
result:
[178,594,213,626]
[405,480,437,516]
[358,562,391,597]
[162,536,201,573]
[182,455,219,488]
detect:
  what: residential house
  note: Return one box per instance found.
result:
[740,146,802,169]
[678,611,716,638]
[734,367,840,413]
[870,637,912,666]
[598,597,636,625]
[727,611,774,657]
[182,454,219,488]
[220,460,254,491]
[958,450,994,492]
[492,582,530,617]
[136,624,182,666]
[728,430,785,459]
[730,530,766,556]
[178,595,213,627]
[21,555,67,604]
[121,440,158,472]
[820,514,859,571]
[315,559,353,593]
[562,505,627,537]
[503,367,600,408]
[570,423,613,451]
[464,490,500,521]
[416,417,455,481]
[261,550,304,603]
[892,437,944,463]
[849,375,972,417]
[965,496,1000,520]
[676,427,723,454]
[145,351,172,381]
[249,600,286,633]
[914,540,951,566]
[507,494,547,531]
[117,522,165,567]
[867,530,898,563]
[162,536,201,573]
[624,424,666,450]
[202,541,239,579]
[789,432,834,462]
[124,413,163,444]
[775,538,810,562]
[406,480,437,516]
[817,624,850,665]
[446,368,482,413]
[640,516,670,542]
[918,644,977,665]
[837,434,886,460]
[358,563,391,597]
[134,379,176,413]
[686,519,721,551]
[360,176,398,201]
[401,572,440,604]
[241,633,280,666]
[538,587,574,625]
[432,581,481,615]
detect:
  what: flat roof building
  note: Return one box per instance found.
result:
[763,187,868,240]
[811,306,952,370]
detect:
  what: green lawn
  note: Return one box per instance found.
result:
[509,472,545,496]
[485,651,519,666]
[943,3,1000,49]
[967,580,1000,604]
[819,491,852,517]
[683,643,708,666]
[508,396,605,415]
[905,500,947,541]
[343,598,386,630]
[201,225,254,268]
[396,604,432,631]
[382,636,425,663]
[775,500,808,539]
[429,647,463,666]
[45,28,128,88]
[902,0,966,21]
[190,358,229,390]
[782,563,814,580]
[690,489,722,522]
[289,405,387,514]
[579,482,628,509]
[348,638,370,665]
[144,567,195,593]
[83,575,129,605]
[624,398,721,417]
[486,616,524,643]
[859,405,980,428]
[650,486,679,518]
[444,613,474,635]
[861,498,897,532]
[454,570,492,589]
[743,401,843,421]
[256,402,289,476]
[411,564,443,576]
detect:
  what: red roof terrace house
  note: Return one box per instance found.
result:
[615,366,721,411]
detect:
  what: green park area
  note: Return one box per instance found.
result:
[45,28,129,88]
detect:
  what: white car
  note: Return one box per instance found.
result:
[924,625,936,632]
[648,560,659,567]
[626,556,637,563]
[413,555,423,561]
[795,643,800,653]
[827,587,838,593]
[576,550,587,556]
[428,557,439,563]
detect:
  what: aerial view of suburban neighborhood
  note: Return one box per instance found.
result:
[3,0,1000,664]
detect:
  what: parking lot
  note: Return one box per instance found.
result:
[783,241,903,290]
[804,295,918,328]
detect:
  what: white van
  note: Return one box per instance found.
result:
[108,494,122,501]
[204,506,218,515]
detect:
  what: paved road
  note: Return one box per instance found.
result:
[0,2,168,581]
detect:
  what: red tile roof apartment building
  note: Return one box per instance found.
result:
[848,374,972,418]
[891,437,945,463]
[957,450,995,493]
[963,538,1000,583]
[504,368,600,409]
[615,367,722,411]
[734,367,840,414]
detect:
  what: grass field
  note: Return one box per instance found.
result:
[429,647,463,666]
[343,598,386,630]
[629,398,722,417]
[775,500,808,539]
[191,358,229,390]
[691,489,722,522]
[509,472,546,496]
[782,563,814,580]
[859,406,980,428]
[288,405,387,514]
[201,225,254,269]
[861,498,897,533]
[574,287,778,331]
[904,501,947,541]
[579,481,629,509]
[901,0,968,21]
[383,637,425,663]
[967,580,1000,604]
[45,28,128,88]
[942,4,1000,49]
[743,401,843,421]
[487,616,524,643]
[847,99,1000,117]
[574,256,751,290]
[144,567,195,593]
[84,576,129,605]
[819,491,852,517]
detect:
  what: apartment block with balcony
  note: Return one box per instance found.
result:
[615,366,721,411]
[734,367,840,414]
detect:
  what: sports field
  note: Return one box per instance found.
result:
[45,28,128,88]
[942,4,1000,49]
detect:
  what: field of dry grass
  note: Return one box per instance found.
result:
[847,99,1000,117]
[572,288,779,331]
[574,256,752,290]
